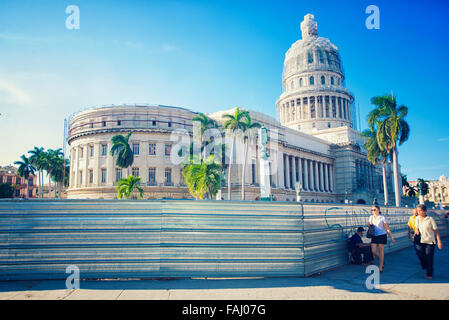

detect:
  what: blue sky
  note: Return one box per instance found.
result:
[0,0,448,181]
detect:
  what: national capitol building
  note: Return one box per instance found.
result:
[66,14,396,204]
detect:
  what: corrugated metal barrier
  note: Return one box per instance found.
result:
[0,200,447,280]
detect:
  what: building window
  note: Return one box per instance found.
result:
[102,121,106,127]
[90,146,94,157]
[101,169,107,183]
[291,80,294,89]
[132,143,140,155]
[80,147,84,158]
[117,120,121,126]
[168,122,172,127]
[89,169,93,184]
[152,120,156,126]
[165,144,172,156]
[321,75,325,85]
[331,77,335,85]
[165,168,172,185]
[312,123,316,128]
[116,168,122,182]
[132,167,139,177]
[309,76,314,85]
[101,144,107,156]
[308,51,314,63]
[148,168,156,186]
[80,171,83,185]
[148,143,156,155]
[299,78,303,87]
[328,122,331,128]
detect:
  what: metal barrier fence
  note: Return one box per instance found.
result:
[0,200,447,280]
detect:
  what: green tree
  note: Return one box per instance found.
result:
[14,154,36,199]
[368,94,410,207]
[222,107,250,200]
[28,146,45,198]
[110,132,134,177]
[192,113,218,159]
[116,175,144,199]
[44,149,64,198]
[182,155,222,200]
[240,116,261,200]
[51,157,70,198]
[361,127,390,205]
[0,183,14,198]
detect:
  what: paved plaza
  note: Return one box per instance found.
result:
[1,238,448,300]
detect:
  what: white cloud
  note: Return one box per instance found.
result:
[437,137,449,142]
[0,80,33,105]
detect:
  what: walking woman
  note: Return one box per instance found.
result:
[368,205,395,272]
[414,204,443,279]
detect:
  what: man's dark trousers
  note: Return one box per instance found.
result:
[351,246,374,264]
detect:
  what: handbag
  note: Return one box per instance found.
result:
[366,225,375,238]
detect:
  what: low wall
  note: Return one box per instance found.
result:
[0,200,447,280]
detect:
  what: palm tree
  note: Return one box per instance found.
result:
[240,116,261,200]
[110,132,134,178]
[368,94,410,207]
[116,175,144,199]
[182,155,222,200]
[416,178,430,204]
[14,155,36,199]
[51,157,69,198]
[28,147,45,198]
[192,113,218,160]
[44,149,63,198]
[361,127,390,205]
[222,107,250,200]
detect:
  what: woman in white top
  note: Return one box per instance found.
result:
[414,204,443,279]
[368,205,395,272]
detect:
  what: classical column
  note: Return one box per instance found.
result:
[106,141,114,186]
[94,143,101,186]
[320,162,324,192]
[73,147,79,188]
[310,161,315,191]
[329,165,334,192]
[303,159,309,190]
[292,156,297,187]
[83,145,88,187]
[307,160,312,191]
[324,163,329,192]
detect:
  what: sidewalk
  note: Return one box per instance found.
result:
[1,238,448,300]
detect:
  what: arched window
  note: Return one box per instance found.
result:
[308,51,314,63]
[309,76,315,85]
[291,80,294,89]
[299,78,303,87]
[321,75,325,85]
[331,77,335,85]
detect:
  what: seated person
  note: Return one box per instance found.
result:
[347,227,374,265]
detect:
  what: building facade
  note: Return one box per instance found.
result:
[408,176,449,208]
[66,14,395,204]
[0,165,37,198]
